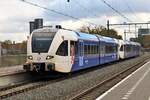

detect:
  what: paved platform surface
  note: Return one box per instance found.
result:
[0,65,24,76]
[96,60,150,100]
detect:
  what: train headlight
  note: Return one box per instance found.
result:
[27,55,33,60]
[46,55,54,60]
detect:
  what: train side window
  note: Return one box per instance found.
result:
[91,45,94,54]
[105,44,116,54]
[126,45,131,52]
[56,41,68,56]
[96,45,99,54]
[84,45,88,56]
[120,45,124,51]
[115,45,118,53]
[80,42,84,56]
[93,45,98,54]
[105,44,110,54]
[88,45,91,55]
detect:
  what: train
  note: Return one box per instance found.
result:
[23,26,141,73]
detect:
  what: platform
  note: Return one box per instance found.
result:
[96,60,150,100]
[0,65,24,76]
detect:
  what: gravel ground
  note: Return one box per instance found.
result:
[4,53,150,100]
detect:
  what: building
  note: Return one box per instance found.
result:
[143,35,150,48]
[138,28,150,36]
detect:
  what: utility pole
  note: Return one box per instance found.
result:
[107,20,110,34]
[135,24,137,38]
[109,22,150,39]
[129,25,131,33]
[124,30,127,40]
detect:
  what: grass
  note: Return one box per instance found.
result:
[0,54,27,67]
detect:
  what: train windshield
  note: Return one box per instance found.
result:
[32,32,56,53]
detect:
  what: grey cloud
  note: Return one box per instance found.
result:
[1,0,149,33]
[41,0,150,21]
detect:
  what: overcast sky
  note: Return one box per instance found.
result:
[0,0,150,42]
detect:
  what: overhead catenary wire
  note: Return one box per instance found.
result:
[99,0,132,22]
[21,0,98,26]
[123,0,144,22]
[73,0,100,18]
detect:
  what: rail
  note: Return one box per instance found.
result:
[70,56,150,100]
[0,55,149,99]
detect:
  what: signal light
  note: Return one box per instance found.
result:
[46,55,54,60]
[27,55,33,60]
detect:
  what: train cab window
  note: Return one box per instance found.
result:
[56,41,68,56]
[32,32,55,53]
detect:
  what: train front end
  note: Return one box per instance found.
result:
[23,27,57,72]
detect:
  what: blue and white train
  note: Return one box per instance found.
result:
[23,27,141,73]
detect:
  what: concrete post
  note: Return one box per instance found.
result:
[0,43,1,57]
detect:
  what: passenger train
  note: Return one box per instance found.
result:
[23,26,141,73]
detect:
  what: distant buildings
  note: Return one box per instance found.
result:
[138,28,150,36]
[29,18,43,34]
[0,42,27,55]
[142,35,150,48]
[137,28,150,48]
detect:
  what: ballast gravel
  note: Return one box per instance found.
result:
[4,53,150,100]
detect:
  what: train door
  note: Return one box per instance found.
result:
[79,40,84,67]
[70,41,78,66]
[100,41,105,64]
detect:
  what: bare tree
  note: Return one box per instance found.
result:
[79,25,122,39]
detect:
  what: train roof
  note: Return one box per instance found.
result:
[33,28,140,45]
[58,29,118,43]
[96,35,117,43]
[101,36,117,43]
[75,32,117,43]
[119,39,141,46]
[118,40,129,45]
[57,29,78,41]
[130,41,141,46]
[32,27,58,33]
[77,32,99,41]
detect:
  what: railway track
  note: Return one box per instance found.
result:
[0,72,31,91]
[0,70,26,78]
[70,56,150,100]
[0,55,149,99]
[0,75,66,99]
